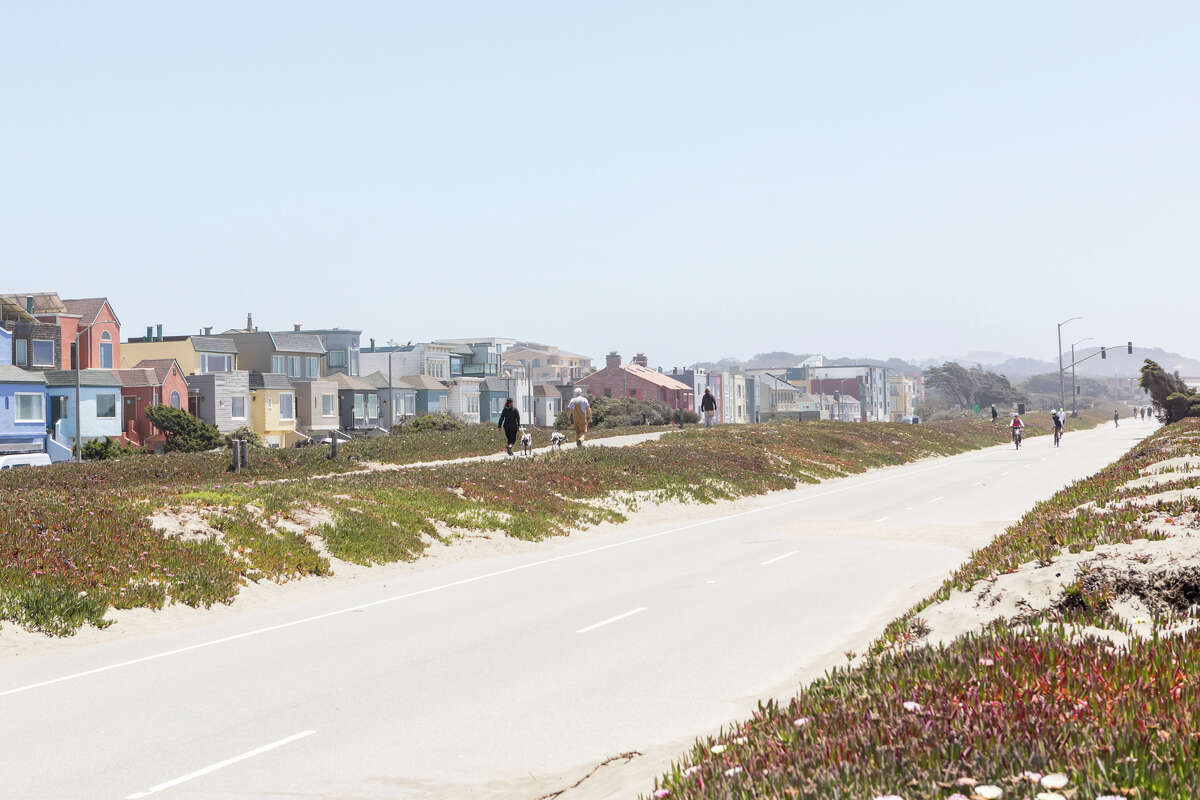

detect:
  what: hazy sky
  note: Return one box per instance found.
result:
[3,2,1196,369]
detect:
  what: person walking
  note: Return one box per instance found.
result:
[1113,409,1120,428]
[566,388,591,447]
[990,404,998,424]
[701,388,718,428]
[498,398,521,456]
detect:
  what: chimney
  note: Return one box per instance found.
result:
[203,326,213,336]
[25,295,34,314]
[293,323,302,332]
[633,353,648,367]
[156,323,163,341]
[246,313,254,332]
[606,351,622,369]
[146,326,154,340]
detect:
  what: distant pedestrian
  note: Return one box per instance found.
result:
[1113,409,1119,428]
[498,398,520,456]
[566,388,591,448]
[990,404,998,424]
[701,388,718,428]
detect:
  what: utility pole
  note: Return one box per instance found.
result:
[1057,316,1083,414]
[1070,337,1093,418]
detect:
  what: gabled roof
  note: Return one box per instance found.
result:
[192,336,238,354]
[114,368,160,388]
[533,384,560,397]
[360,371,413,390]
[44,369,121,387]
[578,362,692,392]
[0,365,46,384]
[62,297,119,326]
[399,374,448,391]
[327,372,375,391]
[268,332,326,354]
[0,292,68,314]
[132,358,183,384]
[479,377,510,393]
[249,371,295,391]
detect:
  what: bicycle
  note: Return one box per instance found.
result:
[1053,425,1062,447]
[1012,427,1023,449]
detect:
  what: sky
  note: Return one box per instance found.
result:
[2,2,1196,370]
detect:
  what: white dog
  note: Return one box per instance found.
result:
[550,431,567,452]
[520,427,533,456]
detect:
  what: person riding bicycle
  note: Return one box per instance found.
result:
[1010,413,1024,445]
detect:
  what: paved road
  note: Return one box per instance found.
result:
[0,419,1154,800]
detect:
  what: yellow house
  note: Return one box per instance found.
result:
[248,371,305,448]
[121,333,239,375]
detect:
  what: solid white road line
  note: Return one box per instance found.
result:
[0,444,1025,700]
[874,517,889,523]
[576,607,646,634]
[928,496,945,504]
[124,730,316,799]
[760,550,800,566]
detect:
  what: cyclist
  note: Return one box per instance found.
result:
[1010,412,1025,449]
[1051,407,1064,446]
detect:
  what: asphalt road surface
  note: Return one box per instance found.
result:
[0,418,1155,799]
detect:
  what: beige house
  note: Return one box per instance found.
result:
[501,344,592,384]
[122,334,239,375]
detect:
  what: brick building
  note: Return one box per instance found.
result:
[574,352,694,410]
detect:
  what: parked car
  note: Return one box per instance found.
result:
[0,452,52,469]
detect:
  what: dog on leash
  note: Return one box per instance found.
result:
[550,431,567,452]
[520,427,533,456]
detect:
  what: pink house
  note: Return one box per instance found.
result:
[62,298,121,370]
[574,352,694,410]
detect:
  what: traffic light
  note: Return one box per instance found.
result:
[1100,347,1106,359]
[1127,341,1133,354]
[1018,403,1026,415]
[1076,385,1081,395]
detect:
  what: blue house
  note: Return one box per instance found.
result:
[400,374,449,416]
[44,370,124,457]
[0,326,49,454]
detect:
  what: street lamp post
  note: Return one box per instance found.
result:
[1057,316,1083,413]
[1069,336,1093,418]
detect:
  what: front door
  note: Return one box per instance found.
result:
[49,395,68,434]
[124,397,138,436]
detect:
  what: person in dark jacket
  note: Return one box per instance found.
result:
[498,398,521,455]
[700,388,718,427]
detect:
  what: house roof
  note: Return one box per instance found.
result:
[62,297,118,326]
[327,372,375,391]
[132,359,182,384]
[360,371,413,391]
[399,374,448,391]
[577,363,692,392]
[479,378,510,393]
[192,336,238,354]
[268,332,326,354]
[0,365,45,384]
[0,292,68,315]
[114,368,160,388]
[44,369,121,387]
[533,384,560,397]
[249,371,295,391]
[503,345,592,363]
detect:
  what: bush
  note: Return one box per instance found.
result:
[81,437,135,461]
[144,405,223,452]
[555,395,686,429]
[224,426,262,447]
[390,414,466,434]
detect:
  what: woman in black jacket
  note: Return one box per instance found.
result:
[498,398,521,455]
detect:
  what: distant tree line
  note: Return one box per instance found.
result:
[922,362,1024,410]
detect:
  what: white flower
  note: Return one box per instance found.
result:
[733,736,748,745]
[955,777,977,787]
[975,785,1003,799]
[1020,771,1043,782]
[902,700,922,712]
[873,795,904,800]
[978,657,995,666]
[709,744,726,754]
[792,717,810,727]
[1040,773,1069,790]
[723,766,743,777]
[683,765,701,777]
[1035,793,1065,800]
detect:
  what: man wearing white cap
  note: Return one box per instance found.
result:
[566,388,591,448]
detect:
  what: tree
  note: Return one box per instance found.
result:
[1140,359,1198,422]
[924,362,1024,410]
[144,405,223,452]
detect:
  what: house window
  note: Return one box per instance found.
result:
[521,396,529,413]
[14,393,44,423]
[231,396,246,419]
[96,394,117,418]
[604,387,612,397]
[367,394,379,419]
[271,355,286,374]
[279,393,294,420]
[306,357,319,378]
[353,394,365,420]
[32,339,55,367]
[15,340,28,366]
[629,389,637,398]
[467,395,479,414]
[328,349,346,368]
[321,393,336,416]
[201,353,232,373]
[99,332,113,369]
[170,391,181,408]
[427,395,441,413]
[288,356,301,378]
[349,347,359,375]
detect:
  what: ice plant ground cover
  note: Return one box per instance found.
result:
[646,418,1200,800]
[0,418,1054,636]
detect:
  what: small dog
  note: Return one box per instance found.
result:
[520,428,533,456]
[550,431,567,452]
